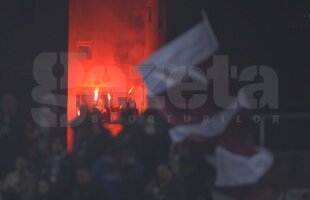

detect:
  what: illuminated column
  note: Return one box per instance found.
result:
[67,0,166,151]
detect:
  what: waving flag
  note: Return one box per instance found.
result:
[138,11,273,187]
[139,12,218,95]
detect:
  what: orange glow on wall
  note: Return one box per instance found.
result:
[67,0,166,151]
[103,123,124,137]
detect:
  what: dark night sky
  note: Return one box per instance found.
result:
[167,0,310,112]
[0,0,309,150]
[0,0,309,111]
[166,0,310,151]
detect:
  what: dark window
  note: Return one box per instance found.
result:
[129,14,145,29]
[77,42,92,59]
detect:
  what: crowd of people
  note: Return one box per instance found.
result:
[0,93,216,200]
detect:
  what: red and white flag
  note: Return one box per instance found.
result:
[139,12,273,187]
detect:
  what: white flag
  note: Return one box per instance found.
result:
[210,146,273,187]
[169,89,251,143]
[139,15,218,95]
[169,106,241,143]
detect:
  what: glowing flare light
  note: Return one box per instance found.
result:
[94,87,99,101]
[128,85,134,95]
[107,92,111,101]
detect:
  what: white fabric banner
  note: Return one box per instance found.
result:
[208,146,273,187]
[139,16,218,95]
